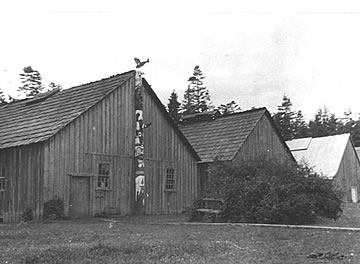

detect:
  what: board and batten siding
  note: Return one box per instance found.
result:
[42,77,136,217]
[142,86,199,215]
[333,140,360,202]
[234,114,294,164]
[0,143,44,222]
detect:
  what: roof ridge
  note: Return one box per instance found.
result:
[212,107,267,120]
[228,108,267,160]
[0,70,136,149]
[0,70,136,107]
[45,71,135,140]
[179,107,267,126]
[61,70,135,91]
[142,78,200,161]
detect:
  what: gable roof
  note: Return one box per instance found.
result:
[286,134,351,179]
[142,79,200,161]
[179,107,271,162]
[0,71,135,149]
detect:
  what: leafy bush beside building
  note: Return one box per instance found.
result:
[201,158,343,225]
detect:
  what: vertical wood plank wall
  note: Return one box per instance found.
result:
[42,77,135,217]
[142,86,199,215]
[234,114,294,164]
[0,143,44,222]
[334,140,360,202]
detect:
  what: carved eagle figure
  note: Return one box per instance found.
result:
[134,58,150,68]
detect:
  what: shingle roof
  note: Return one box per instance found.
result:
[179,108,267,162]
[286,134,351,179]
[0,71,135,149]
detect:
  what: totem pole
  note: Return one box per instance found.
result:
[134,58,149,210]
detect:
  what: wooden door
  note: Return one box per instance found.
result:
[70,177,90,217]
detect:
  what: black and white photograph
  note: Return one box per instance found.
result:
[1,1,360,263]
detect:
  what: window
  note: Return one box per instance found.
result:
[165,168,175,191]
[97,163,110,189]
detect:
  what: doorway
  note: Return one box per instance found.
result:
[70,176,90,217]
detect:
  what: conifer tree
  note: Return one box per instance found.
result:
[167,90,181,122]
[48,82,62,91]
[308,107,340,137]
[181,65,213,114]
[272,95,296,140]
[0,88,6,104]
[218,101,241,115]
[18,66,44,97]
[293,110,309,138]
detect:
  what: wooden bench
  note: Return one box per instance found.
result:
[195,198,225,222]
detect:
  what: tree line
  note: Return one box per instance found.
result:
[167,65,241,122]
[168,65,360,147]
[3,65,358,148]
[272,95,360,146]
[0,66,62,103]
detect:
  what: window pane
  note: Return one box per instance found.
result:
[98,163,110,176]
[98,163,110,188]
[165,168,175,190]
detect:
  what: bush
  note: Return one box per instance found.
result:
[43,197,65,220]
[201,158,343,225]
[21,207,33,222]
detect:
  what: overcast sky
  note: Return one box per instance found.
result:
[1,1,360,119]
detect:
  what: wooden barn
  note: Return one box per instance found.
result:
[179,108,296,192]
[287,134,360,203]
[0,70,200,223]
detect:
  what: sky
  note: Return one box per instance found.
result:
[1,1,360,120]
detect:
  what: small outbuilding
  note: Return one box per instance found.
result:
[180,108,296,192]
[286,134,360,203]
[0,70,200,222]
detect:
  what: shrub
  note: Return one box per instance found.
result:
[21,207,33,222]
[43,197,65,220]
[201,158,343,225]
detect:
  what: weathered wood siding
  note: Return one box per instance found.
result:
[142,86,199,214]
[0,143,44,222]
[42,77,135,217]
[334,140,360,202]
[234,114,294,164]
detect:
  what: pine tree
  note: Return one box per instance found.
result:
[218,101,241,115]
[272,95,296,141]
[308,107,340,137]
[18,66,44,97]
[293,110,309,138]
[167,90,181,122]
[181,65,212,114]
[0,88,6,104]
[48,82,62,91]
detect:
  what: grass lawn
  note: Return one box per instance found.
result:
[1,204,360,264]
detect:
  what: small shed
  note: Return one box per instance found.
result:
[180,108,295,192]
[0,70,200,222]
[286,134,360,202]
